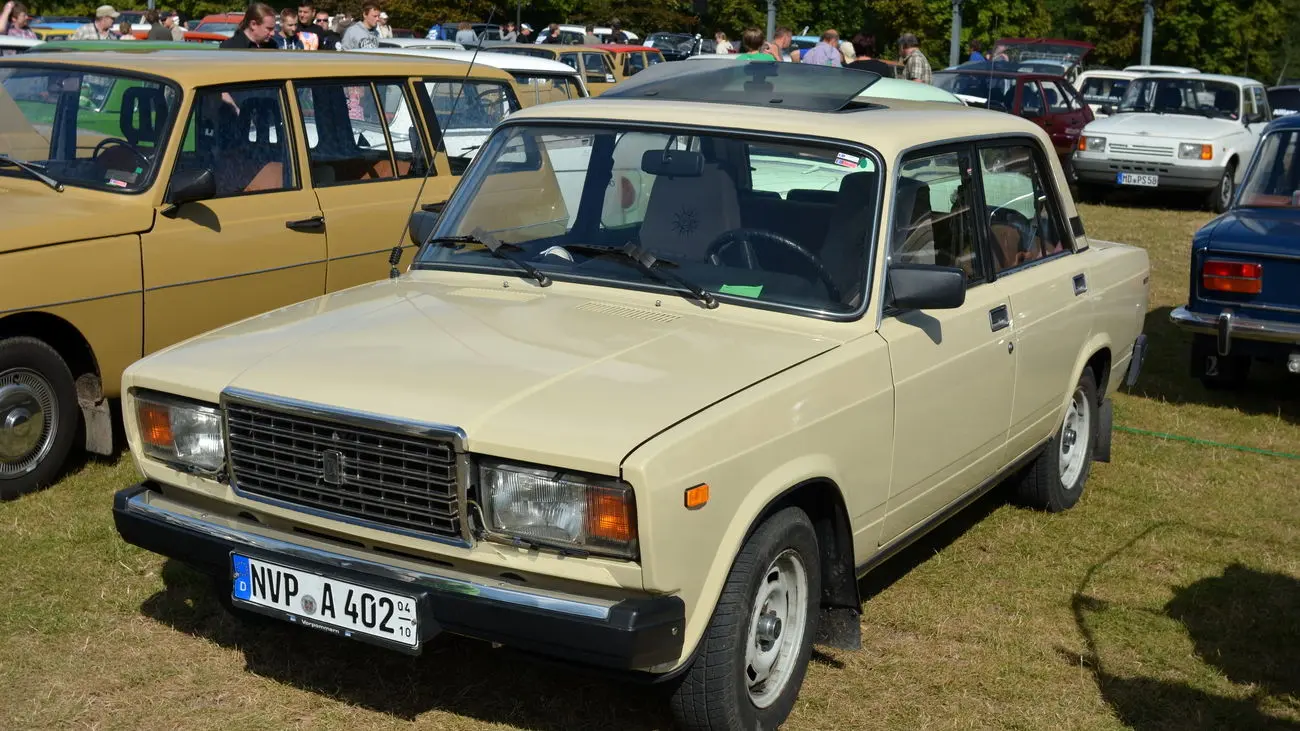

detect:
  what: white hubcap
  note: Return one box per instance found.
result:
[1059,387,1091,488]
[0,369,57,478]
[745,549,808,708]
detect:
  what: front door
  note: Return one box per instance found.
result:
[1041,80,1091,159]
[293,77,452,293]
[143,82,326,353]
[976,141,1095,459]
[877,146,1016,543]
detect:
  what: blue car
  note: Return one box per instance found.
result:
[1171,114,1300,387]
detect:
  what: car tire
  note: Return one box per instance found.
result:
[1014,367,1098,513]
[0,337,80,501]
[1205,162,1236,213]
[670,507,821,731]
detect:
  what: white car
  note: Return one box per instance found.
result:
[1075,69,1139,117]
[1073,73,1272,212]
[354,47,589,103]
[377,38,465,50]
[1123,64,1199,74]
[535,23,638,44]
[0,36,42,53]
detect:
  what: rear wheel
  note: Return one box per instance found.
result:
[1015,367,1097,512]
[0,337,79,500]
[670,507,820,731]
[1205,162,1236,213]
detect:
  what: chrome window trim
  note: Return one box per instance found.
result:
[220,387,474,548]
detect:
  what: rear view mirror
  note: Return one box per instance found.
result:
[888,264,966,310]
[161,168,215,218]
[641,149,703,177]
[408,206,441,246]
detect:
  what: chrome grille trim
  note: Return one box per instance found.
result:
[1108,142,1174,157]
[221,388,471,547]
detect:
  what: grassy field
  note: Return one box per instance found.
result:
[2,200,1298,731]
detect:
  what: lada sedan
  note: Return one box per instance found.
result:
[112,63,1150,730]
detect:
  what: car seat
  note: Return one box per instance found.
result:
[818,171,879,303]
[1154,84,1183,112]
[639,161,741,260]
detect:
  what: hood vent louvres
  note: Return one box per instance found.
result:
[576,301,680,324]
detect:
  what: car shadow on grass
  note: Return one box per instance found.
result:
[1085,188,1213,212]
[1122,306,1300,424]
[1070,528,1300,730]
[139,560,672,730]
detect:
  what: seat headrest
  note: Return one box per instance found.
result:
[239,97,282,144]
[120,86,167,146]
[1155,85,1183,110]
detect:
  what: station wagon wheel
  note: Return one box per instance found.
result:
[705,228,842,302]
[0,338,79,500]
[670,506,820,731]
[1014,366,1098,513]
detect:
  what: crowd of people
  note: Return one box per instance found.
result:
[710,26,958,85]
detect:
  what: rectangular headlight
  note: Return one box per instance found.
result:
[135,391,224,473]
[478,459,637,559]
[1079,136,1106,152]
[1179,142,1213,160]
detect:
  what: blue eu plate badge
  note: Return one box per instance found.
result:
[232,554,252,600]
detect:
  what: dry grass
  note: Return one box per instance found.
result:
[1,199,1298,730]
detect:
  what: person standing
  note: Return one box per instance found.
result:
[609,22,628,44]
[145,9,169,39]
[714,31,732,54]
[220,3,277,48]
[542,22,561,43]
[315,9,341,48]
[734,27,777,61]
[453,20,476,46]
[117,19,135,39]
[275,8,311,48]
[517,22,532,42]
[772,26,797,62]
[376,11,392,39]
[166,10,186,41]
[846,34,892,76]
[898,33,932,83]
[839,39,855,64]
[0,1,35,55]
[297,3,326,36]
[500,21,516,42]
[72,6,120,40]
[800,29,841,67]
[968,39,985,62]
[340,2,380,50]
[583,24,599,45]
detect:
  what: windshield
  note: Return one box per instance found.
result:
[1119,78,1240,119]
[417,124,881,315]
[932,73,1017,110]
[511,73,584,105]
[1268,88,1300,117]
[1238,130,1300,208]
[0,65,179,192]
[1079,75,1130,106]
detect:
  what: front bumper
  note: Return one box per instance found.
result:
[1170,306,1300,354]
[113,483,685,671]
[1074,156,1223,190]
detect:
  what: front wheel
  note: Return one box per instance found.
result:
[670,507,821,731]
[0,337,79,500]
[1205,163,1236,213]
[1014,367,1098,512]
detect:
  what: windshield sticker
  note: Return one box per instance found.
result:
[835,152,860,166]
[106,178,129,188]
[719,284,764,298]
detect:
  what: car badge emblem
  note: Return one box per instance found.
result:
[321,449,345,485]
[301,595,317,615]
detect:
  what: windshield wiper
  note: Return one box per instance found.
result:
[427,228,551,287]
[0,155,63,192]
[562,242,718,310]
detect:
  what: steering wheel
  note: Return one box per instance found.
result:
[704,228,842,302]
[92,138,149,168]
[477,87,508,109]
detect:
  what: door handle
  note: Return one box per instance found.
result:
[285,215,325,231]
[1073,273,1088,295]
[989,305,1011,332]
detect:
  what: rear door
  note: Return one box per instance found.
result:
[294,77,446,292]
[574,51,616,95]
[142,82,326,353]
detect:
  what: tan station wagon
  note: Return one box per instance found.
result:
[0,51,521,498]
[112,64,1151,730]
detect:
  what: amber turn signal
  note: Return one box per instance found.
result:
[684,483,709,509]
[587,486,637,543]
[137,400,174,450]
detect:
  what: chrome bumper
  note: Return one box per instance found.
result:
[1170,306,1300,355]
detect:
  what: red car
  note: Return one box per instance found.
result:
[933,66,1094,174]
[183,13,241,43]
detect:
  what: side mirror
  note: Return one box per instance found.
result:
[888,264,966,310]
[408,205,441,245]
[161,168,215,218]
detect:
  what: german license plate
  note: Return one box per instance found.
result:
[1117,172,1158,187]
[231,554,418,647]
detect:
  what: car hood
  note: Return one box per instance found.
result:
[1085,113,1241,140]
[0,183,154,251]
[129,275,845,473]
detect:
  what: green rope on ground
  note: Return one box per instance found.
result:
[1115,425,1300,461]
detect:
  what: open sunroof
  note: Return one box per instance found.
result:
[600,61,883,112]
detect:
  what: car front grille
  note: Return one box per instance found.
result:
[1108,142,1174,157]
[225,399,462,540]
[1104,158,1174,174]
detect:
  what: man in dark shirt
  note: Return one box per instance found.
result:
[296,2,327,38]
[219,2,277,48]
[846,34,893,77]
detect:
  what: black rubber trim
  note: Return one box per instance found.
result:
[1070,215,1085,237]
[113,483,685,670]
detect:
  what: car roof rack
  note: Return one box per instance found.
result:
[600,61,884,112]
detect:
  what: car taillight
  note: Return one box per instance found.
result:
[1202,260,1263,294]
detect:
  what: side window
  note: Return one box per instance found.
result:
[296,81,399,187]
[1043,81,1071,112]
[558,53,579,71]
[172,84,293,198]
[419,79,519,175]
[1020,81,1045,117]
[647,51,663,66]
[893,150,983,282]
[978,144,1068,274]
[625,52,646,76]
[375,81,428,177]
[583,52,614,84]
[1250,86,1269,122]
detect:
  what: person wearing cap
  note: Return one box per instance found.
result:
[517,22,532,43]
[72,5,120,40]
[376,10,392,39]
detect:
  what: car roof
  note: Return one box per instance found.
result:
[510,96,1041,160]
[30,40,206,52]
[1123,64,1199,73]
[1077,69,1140,79]
[936,65,1060,80]
[0,49,515,84]
[352,48,581,75]
[377,38,464,49]
[1140,73,1261,86]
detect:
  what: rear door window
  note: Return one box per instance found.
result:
[296,80,405,187]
